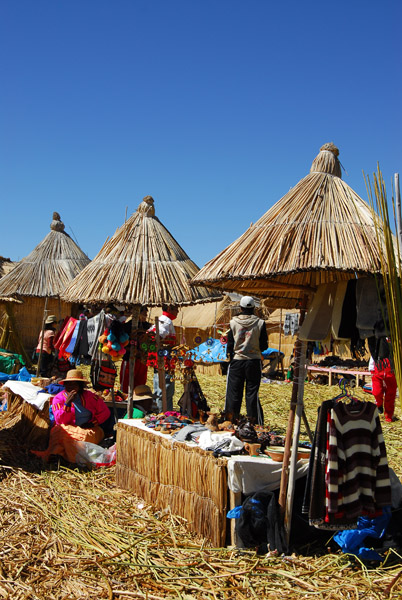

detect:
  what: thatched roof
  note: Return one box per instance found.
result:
[61,196,222,307]
[0,213,90,299]
[191,143,385,307]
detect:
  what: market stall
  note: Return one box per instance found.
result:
[115,420,309,547]
[191,142,391,540]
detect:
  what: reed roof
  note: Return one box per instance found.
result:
[191,143,385,307]
[0,257,16,279]
[61,196,221,307]
[0,213,90,299]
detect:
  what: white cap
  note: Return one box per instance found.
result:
[239,296,255,308]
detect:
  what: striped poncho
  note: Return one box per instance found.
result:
[326,401,391,522]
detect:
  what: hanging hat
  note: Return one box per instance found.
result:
[239,296,255,308]
[45,314,58,324]
[132,384,154,402]
[60,369,89,385]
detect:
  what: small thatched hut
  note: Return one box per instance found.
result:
[0,213,90,355]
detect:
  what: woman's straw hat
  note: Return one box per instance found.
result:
[45,315,58,324]
[132,384,154,402]
[60,369,89,385]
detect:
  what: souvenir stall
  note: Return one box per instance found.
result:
[191,142,393,542]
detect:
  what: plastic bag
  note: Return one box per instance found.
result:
[74,441,116,468]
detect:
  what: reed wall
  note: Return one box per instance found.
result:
[115,422,228,546]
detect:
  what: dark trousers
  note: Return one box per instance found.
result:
[225,359,263,424]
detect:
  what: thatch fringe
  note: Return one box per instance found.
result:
[116,422,227,546]
[62,196,221,306]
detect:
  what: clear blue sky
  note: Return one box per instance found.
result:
[1,0,401,268]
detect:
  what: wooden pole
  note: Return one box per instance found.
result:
[278,295,309,516]
[127,304,140,419]
[36,297,49,377]
[155,316,168,412]
[284,339,307,542]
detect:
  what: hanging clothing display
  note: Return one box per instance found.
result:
[299,283,337,342]
[356,278,388,339]
[303,396,391,530]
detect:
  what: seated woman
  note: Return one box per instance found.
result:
[32,369,113,463]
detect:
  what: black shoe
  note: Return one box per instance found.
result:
[378,406,384,414]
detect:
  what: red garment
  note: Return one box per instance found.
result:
[54,317,78,358]
[371,360,397,422]
[120,359,148,394]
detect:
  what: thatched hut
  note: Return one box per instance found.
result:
[62,195,221,411]
[0,213,90,355]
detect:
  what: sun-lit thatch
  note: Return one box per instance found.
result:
[0,213,90,299]
[0,256,17,279]
[191,143,385,307]
[62,196,221,306]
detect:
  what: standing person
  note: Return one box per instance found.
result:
[35,315,58,376]
[225,296,268,424]
[148,304,178,412]
[368,336,397,423]
[120,305,151,393]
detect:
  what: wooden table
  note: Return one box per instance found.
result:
[307,365,371,387]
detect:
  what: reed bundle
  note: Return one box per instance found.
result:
[62,196,221,306]
[116,422,228,546]
[0,461,401,599]
[0,212,89,298]
[0,391,50,448]
[191,144,384,306]
[365,167,402,411]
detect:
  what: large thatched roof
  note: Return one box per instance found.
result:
[191,143,384,308]
[62,196,221,307]
[0,213,90,299]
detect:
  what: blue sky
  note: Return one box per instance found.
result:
[1,0,401,268]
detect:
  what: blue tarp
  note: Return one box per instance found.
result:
[191,341,284,364]
[0,367,32,383]
[191,339,227,363]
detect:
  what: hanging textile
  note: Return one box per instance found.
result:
[299,283,337,341]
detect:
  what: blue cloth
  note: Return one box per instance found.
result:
[261,347,284,358]
[64,321,81,354]
[72,394,93,426]
[191,339,227,363]
[42,383,65,395]
[334,506,392,561]
[0,366,31,382]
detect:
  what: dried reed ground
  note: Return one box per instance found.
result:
[1,374,402,599]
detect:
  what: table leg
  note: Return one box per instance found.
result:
[229,490,242,547]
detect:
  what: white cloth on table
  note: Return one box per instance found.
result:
[3,381,52,411]
[197,430,244,451]
[227,455,309,494]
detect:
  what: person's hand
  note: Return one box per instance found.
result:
[65,390,77,406]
